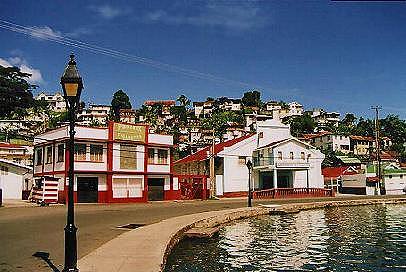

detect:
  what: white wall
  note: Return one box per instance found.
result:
[257,119,291,148]
[223,157,249,193]
[0,165,26,199]
[219,135,256,194]
[385,175,406,195]
[148,134,173,146]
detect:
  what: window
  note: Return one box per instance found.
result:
[158,149,168,164]
[307,154,311,162]
[400,175,403,179]
[57,144,64,162]
[259,132,264,139]
[120,144,137,169]
[112,177,143,198]
[290,152,294,160]
[74,144,87,161]
[389,175,393,179]
[301,152,305,160]
[277,151,282,160]
[0,165,8,175]
[238,156,246,165]
[46,146,53,164]
[90,144,103,162]
[36,148,43,165]
[148,148,155,164]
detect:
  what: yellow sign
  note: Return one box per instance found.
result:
[113,123,146,143]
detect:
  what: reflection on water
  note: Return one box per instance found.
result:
[165,204,406,272]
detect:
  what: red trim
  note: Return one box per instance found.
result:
[148,143,173,148]
[221,191,248,198]
[107,121,114,203]
[74,160,105,163]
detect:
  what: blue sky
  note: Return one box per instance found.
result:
[0,0,405,119]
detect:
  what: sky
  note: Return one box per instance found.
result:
[0,0,406,119]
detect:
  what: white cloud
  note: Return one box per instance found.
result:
[27,26,62,39]
[0,57,44,84]
[90,4,128,19]
[145,3,268,32]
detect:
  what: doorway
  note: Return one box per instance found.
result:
[148,178,164,201]
[77,177,98,203]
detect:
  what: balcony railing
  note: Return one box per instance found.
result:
[253,188,334,199]
[276,160,310,168]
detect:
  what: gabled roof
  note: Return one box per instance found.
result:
[0,159,31,170]
[336,156,362,164]
[258,137,320,150]
[322,166,358,178]
[174,134,255,164]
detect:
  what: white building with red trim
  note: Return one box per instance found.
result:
[174,119,326,198]
[33,122,178,203]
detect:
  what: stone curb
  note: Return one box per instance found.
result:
[78,197,406,272]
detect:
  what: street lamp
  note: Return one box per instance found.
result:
[246,159,253,207]
[60,53,83,272]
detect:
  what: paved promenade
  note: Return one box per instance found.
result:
[1,195,405,272]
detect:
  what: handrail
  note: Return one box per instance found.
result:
[253,188,334,199]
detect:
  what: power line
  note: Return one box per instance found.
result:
[0,19,259,89]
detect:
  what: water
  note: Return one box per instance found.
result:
[165,204,406,272]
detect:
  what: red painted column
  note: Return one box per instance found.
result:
[64,140,70,204]
[106,121,114,203]
[143,125,149,202]
[202,176,207,200]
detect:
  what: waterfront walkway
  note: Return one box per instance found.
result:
[77,196,406,272]
[1,195,405,272]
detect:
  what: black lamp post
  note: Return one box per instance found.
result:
[60,54,83,272]
[246,159,253,207]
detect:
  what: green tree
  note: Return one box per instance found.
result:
[177,94,191,108]
[353,117,374,137]
[0,65,36,118]
[342,113,357,127]
[201,111,241,139]
[289,114,315,137]
[380,115,406,153]
[110,89,132,121]
[242,90,261,107]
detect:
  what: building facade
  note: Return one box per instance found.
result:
[0,159,32,200]
[33,122,178,203]
[35,92,66,112]
[77,104,111,126]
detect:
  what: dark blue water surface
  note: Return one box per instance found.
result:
[165,204,406,272]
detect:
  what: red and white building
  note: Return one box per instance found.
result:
[33,122,178,203]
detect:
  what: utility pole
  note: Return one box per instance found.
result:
[371,106,382,195]
[209,129,216,198]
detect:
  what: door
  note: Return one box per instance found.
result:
[77,177,98,203]
[148,178,164,201]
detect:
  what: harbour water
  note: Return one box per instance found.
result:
[165,204,406,272]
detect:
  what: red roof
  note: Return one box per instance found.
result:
[144,100,176,106]
[349,135,374,141]
[302,131,332,139]
[322,166,358,178]
[174,134,255,164]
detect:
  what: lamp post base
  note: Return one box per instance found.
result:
[63,223,78,272]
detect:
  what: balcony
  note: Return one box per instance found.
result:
[254,157,309,169]
[276,159,310,169]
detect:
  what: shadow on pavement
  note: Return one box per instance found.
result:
[32,252,60,272]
